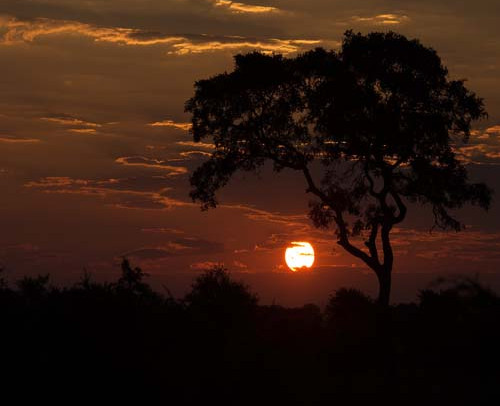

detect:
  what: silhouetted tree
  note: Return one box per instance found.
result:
[116,257,154,296]
[324,288,378,340]
[185,265,258,319]
[419,276,499,320]
[325,288,374,323]
[185,31,492,305]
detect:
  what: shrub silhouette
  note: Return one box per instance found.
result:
[185,265,258,329]
[2,260,500,404]
[116,257,154,296]
[16,273,50,300]
[325,288,374,323]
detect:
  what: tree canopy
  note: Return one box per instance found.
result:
[185,31,493,305]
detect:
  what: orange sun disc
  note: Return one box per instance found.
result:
[285,242,315,272]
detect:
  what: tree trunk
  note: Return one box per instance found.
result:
[376,267,392,306]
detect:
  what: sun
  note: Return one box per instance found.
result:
[285,242,315,272]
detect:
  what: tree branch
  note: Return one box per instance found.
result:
[336,210,381,272]
[390,190,407,224]
[364,162,382,198]
[381,224,394,270]
[302,165,332,204]
[364,221,380,266]
[302,164,382,272]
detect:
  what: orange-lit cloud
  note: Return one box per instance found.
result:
[190,261,223,271]
[454,124,500,164]
[115,156,188,175]
[234,205,308,229]
[0,136,41,143]
[0,16,185,46]
[141,227,185,235]
[41,116,101,127]
[176,141,215,149]
[353,14,410,25]
[1,16,320,55]
[24,176,193,210]
[125,237,224,260]
[213,0,280,14]
[179,151,212,158]
[25,177,119,189]
[390,228,500,265]
[486,125,500,134]
[170,38,321,55]
[68,128,97,134]
[233,260,248,268]
[148,119,192,130]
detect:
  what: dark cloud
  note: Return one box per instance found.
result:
[24,176,194,210]
[124,236,224,260]
[122,247,176,260]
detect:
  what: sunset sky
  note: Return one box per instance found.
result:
[2,0,500,305]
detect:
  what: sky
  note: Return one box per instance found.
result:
[1,0,500,305]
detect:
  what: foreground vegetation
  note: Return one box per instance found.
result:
[2,260,499,404]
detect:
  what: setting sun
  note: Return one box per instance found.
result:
[285,242,315,272]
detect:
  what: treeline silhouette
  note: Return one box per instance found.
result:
[2,260,499,404]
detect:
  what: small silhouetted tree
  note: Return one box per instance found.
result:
[116,258,153,296]
[185,31,492,305]
[185,265,258,326]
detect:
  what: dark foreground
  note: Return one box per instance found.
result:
[2,260,499,404]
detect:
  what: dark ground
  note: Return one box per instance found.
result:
[1,260,499,404]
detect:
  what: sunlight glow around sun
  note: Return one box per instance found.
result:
[285,242,315,272]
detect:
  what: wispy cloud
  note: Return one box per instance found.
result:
[41,115,101,128]
[170,37,320,55]
[176,141,215,149]
[115,156,188,175]
[352,14,410,25]
[179,151,212,158]
[390,227,500,265]
[68,128,97,134]
[0,136,41,143]
[190,261,223,271]
[148,119,192,130]
[124,236,224,260]
[213,0,281,14]
[222,204,310,232]
[1,16,320,55]
[141,227,185,235]
[454,125,500,165]
[233,260,248,268]
[24,176,193,210]
[0,16,184,46]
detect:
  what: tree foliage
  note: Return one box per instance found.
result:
[185,265,258,317]
[186,31,493,304]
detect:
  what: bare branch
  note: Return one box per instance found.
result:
[364,221,380,266]
[336,210,380,271]
[381,224,394,269]
[302,165,331,204]
[390,190,407,224]
[364,162,382,198]
[302,165,381,272]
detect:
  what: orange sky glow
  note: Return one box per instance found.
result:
[1,1,500,305]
